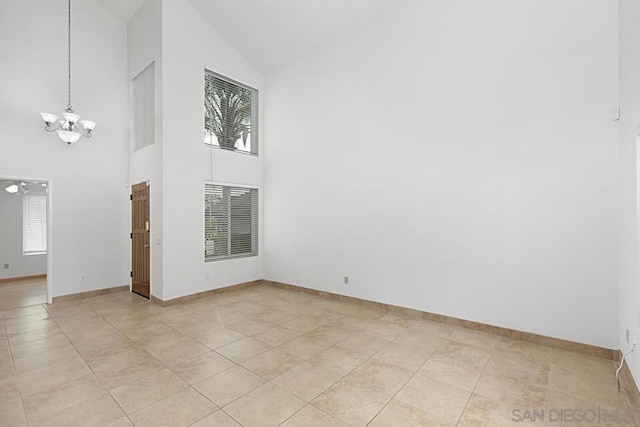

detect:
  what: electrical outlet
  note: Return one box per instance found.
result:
[80,274,86,282]
[3,263,8,269]
[344,276,349,285]
[626,328,630,344]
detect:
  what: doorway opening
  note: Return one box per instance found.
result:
[0,178,50,311]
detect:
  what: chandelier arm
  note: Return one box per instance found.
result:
[44,122,63,132]
[75,126,93,138]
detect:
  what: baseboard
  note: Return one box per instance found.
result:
[52,285,129,303]
[617,350,640,426]
[150,280,262,307]
[0,274,46,284]
[264,280,616,360]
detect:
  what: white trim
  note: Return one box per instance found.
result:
[0,175,52,304]
[204,180,259,190]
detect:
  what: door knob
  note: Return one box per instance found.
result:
[144,244,150,248]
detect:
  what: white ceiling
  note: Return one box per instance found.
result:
[98,0,403,72]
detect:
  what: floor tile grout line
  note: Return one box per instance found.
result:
[364,335,451,426]
[50,299,141,426]
[453,343,494,426]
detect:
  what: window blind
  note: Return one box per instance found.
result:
[23,194,47,254]
[204,70,258,155]
[205,184,258,261]
[131,62,155,151]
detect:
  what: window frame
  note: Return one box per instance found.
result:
[204,182,259,262]
[23,194,47,256]
[204,69,259,156]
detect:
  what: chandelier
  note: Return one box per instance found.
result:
[40,0,96,145]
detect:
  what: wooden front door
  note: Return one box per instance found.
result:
[131,182,150,298]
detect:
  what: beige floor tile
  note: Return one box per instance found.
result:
[146,338,211,366]
[92,351,164,390]
[312,380,390,426]
[1,304,48,320]
[458,394,543,427]
[369,399,452,427]
[449,328,501,350]
[224,382,305,426]
[28,392,126,427]
[256,310,301,325]
[0,396,27,427]
[191,410,241,426]
[495,337,551,363]
[483,351,550,387]
[22,373,105,419]
[194,365,264,407]
[7,325,66,346]
[549,364,621,407]
[110,368,188,414]
[418,354,484,391]
[2,311,50,326]
[280,405,347,426]
[252,325,301,346]
[129,388,217,427]
[193,327,246,349]
[396,374,470,424]
[410,321,456,339]
[169,319,224,338]
[475,371,547,408]
[4,318,57,335]
[336,332,392,356]
[9,333,71,360]
[170,351,235,384]
[547,388,632,426]
[71,332,132,361]
[309,345,368,376]
[373,341,435,372]
[0,375,20,402]
[227,318,273,335]
[156,311,208,330]
[433,340,491,369]
[216,337,272,363]
[279,335,333,360]
[13,344,83,375]
[115,322,175,342]
[18,360,94,397]
[139,330,192,352]
[345,358,413,397]
[0,285,629,427]
[241,348,303,380]
[273,361,342,401]
[302,324,351,345]
[282,315,330,333]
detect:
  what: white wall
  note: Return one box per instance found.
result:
[160,0,264,300]
[128,0,164,299]
[618,0,640,384]
[264,0,619,349]
[0,0,129,297]
[0,190,46,280]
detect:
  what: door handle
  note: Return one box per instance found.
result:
[144,244,150,248]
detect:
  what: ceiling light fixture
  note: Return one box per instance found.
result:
[5,184,19,194]
[40,0,96,145]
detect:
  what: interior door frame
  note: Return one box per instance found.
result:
[0,175,52,304]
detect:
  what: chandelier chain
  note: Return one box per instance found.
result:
[67,0,72,110]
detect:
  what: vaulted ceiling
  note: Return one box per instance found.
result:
[98,0,403,72]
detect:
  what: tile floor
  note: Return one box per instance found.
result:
[0,284,634,426]
[0,276,46,312]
